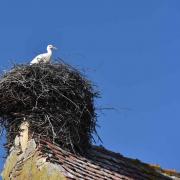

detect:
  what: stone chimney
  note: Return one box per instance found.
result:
[0,62,98,179]
[2,122,66,179]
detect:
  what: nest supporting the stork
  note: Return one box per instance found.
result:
[0,61,99,154]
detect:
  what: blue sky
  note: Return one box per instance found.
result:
[0,0,179,173]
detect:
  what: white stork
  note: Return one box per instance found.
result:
[30,45,57,65]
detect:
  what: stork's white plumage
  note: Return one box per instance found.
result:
[30,45,57,65]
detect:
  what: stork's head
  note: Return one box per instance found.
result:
[47,44,57,51]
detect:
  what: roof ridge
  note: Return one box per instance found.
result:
[37,138,175,179]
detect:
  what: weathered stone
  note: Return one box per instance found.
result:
[1,139,67,180]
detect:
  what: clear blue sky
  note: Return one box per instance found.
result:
[0,0,179,173]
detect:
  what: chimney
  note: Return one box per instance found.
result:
[0,62,98,179]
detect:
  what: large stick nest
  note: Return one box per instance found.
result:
[0,61,99,154]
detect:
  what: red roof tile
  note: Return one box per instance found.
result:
[38,139,177,180]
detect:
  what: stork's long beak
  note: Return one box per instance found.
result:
[53,46,58,50]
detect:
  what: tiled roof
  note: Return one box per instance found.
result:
[38,139,178,180]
